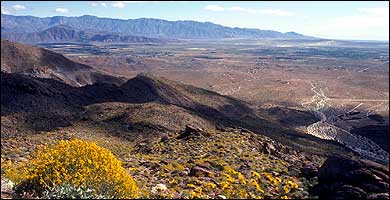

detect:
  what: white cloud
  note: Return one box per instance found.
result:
[55,8,69,13]
[258,9,294,16]
[228,6,256,14]
[111,1,145,8]
[11,4,26,10]
[204,5,225,12]
[205,5,294,16]
[90,2,108,7]
[357,7,389,16]
[112,2,126,8]
[1,6,11,14]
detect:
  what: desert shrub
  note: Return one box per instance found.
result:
[4,139,139,198]
[184,165,300,199]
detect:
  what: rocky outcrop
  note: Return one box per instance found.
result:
[177,125,211,140]
[312,155,389,199]
[188,166,215,177]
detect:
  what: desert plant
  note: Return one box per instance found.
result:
[4,139,139,198]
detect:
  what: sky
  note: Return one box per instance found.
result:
[1,1,389,41]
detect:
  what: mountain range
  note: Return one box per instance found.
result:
[1,14,316,42]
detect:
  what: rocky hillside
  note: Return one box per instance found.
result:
[1,40,126,87]
[1,70,351,158]
[312,155,389,199]
[1,70,388,199]
[1,14,316,39]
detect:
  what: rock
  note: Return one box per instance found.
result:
[333,185,366,199]
[367,193,389,199]
[179,170,189,176]
[370,169,389,182]
[160,160,168,165]
[196,163,210,170]
[344,168,383,183]
[141,161,160,170]
[313,155,389,199]
[189,166,214,177]
[198,177,218,184]
[151,184,167,194]
[360,183,387,193]
[287,165,301,177]
[1,178,14,194]
[217,195,227,199]
[300,165,318,178]
[126,124,134,131]
[261,142,277,155]
[177,125,207,139]
[318,155,362,183]
[160,134,169,143]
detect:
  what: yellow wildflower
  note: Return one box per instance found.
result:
[283,185,290,194]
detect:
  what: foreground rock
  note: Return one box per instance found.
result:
[312,155,389,199]
[1,178,14,199]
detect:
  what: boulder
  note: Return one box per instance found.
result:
[189,166,214,177]
[261,142,277,155]
[300,165,319,178]
[177,125,208,139]
[313,155,389,199]
[367,193,390,199]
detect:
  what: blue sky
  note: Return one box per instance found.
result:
[1,1,389,41]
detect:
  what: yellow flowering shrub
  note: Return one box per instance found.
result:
[4,139,139,198]
[215,166,300,199]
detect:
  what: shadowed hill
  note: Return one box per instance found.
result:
[1,71,350,158]
[1,40,126,87]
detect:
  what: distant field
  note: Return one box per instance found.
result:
[38,39,389,119]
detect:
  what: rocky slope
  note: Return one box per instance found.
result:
[1,70,388,199]
[1,40,126,87]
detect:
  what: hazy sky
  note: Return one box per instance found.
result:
[1,1,389,41]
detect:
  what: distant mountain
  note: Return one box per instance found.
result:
[1,14,316,40]
[1,24,164,44]
[1,40,126,87]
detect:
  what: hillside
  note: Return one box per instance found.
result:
[1,14,316,40]
[1,70,351,157]
[1,71,385,199]
[1,40,126,86]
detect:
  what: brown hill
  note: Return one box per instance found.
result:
[1,40,126,87]
[1,71,350,158]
